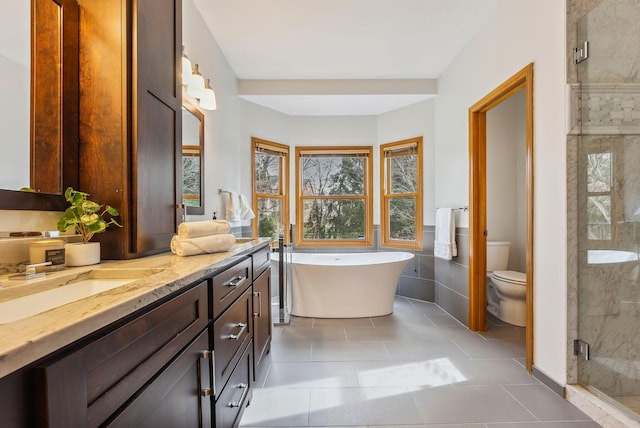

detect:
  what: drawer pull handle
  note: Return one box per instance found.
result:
[253,291,262,318]
[227,383,249,408]
[225,275,246,288]
[199,350,215,396]
[228,322,247,340]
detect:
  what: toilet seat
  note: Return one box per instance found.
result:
[491,270,526,285]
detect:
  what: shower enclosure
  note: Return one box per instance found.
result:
[574,0,640,419]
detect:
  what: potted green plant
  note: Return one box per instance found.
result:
[57,187,122,266]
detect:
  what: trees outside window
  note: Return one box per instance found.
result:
[586,151,612,241]
[252,138,289,242]
[295,147,373,247]
[380,137,423,249]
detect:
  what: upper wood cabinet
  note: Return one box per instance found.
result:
[78,0,182,259]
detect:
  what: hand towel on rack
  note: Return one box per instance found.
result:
[239,194,255,220]
[224,192,241,221]
[177,220,230,238]
[434,208,457,260]
[170,234,237,257]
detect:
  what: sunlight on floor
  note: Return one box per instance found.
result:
[356,358,467,387]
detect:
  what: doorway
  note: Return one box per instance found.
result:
[468,63,534,372]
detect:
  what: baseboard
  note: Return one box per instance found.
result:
[532,365,565,397]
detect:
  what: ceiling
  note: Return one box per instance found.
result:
[193,0,503,116]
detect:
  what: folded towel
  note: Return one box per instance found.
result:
[434,208,457,260]
[170,234,236,257]
[177,220,230,238]
[239,194,255,220]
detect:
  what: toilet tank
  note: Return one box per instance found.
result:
[487,241,511,271]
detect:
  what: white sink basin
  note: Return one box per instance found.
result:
[0,268,167,324]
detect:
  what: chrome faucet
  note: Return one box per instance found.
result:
[8,261,52,280]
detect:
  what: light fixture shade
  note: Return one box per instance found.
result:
[186,64,205,99]
[181,56,192,86]
[181,46,193,86]
[199,79,217,110]
[199,90,217,110]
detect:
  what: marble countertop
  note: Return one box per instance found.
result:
[0,238,271,379]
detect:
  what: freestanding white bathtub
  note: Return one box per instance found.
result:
[272,251,414,318]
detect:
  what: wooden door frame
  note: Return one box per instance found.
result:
[468,63,534,372]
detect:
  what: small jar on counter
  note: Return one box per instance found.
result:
[29,239,66,266]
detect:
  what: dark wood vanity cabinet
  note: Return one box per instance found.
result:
[78,0,182,259]
[210,256,254,428]
[251,246,272,380]
[0,243,272,428]
[209,246,272,428]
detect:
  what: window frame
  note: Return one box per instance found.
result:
[380,137,423,249]
[251,137,290,243]
[295,146,374,248]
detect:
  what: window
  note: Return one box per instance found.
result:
[252,138,289,242]
[380,137,423,249]
[295,146,373,247]
[586,151,612,241]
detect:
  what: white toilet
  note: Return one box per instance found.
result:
[486,241,527,327]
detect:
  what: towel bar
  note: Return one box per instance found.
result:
[435,206,468,212]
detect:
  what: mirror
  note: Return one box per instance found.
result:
[0,0,31,191]
[181,101,204,215]
[0,0,78,211]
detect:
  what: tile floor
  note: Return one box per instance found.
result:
[240,297,600,427]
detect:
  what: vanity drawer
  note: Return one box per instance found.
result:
[212,287,253,397]
[36,281,209,428]
[251,245,270,280]
[214,340,252,428]
[212,256,252,318]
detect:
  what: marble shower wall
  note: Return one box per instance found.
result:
[577,135,640,397]
[567,0,640,397]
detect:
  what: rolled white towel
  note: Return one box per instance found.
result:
[177,220,230,238]
[170,234,237,257]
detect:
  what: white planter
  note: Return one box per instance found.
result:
[65,242,101,267]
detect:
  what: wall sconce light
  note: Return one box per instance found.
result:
[199,79,217,111]
[186,64,206,99]
[181,47,192,85]
[182,47,217,111]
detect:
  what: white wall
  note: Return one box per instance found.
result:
[435,0,566,383]
[184,0,242,223]
[486,90,526,272]
[377,99,436,226]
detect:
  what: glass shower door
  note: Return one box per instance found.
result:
[575,0,640,418]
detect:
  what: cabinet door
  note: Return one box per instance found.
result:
[36,282,208,427]
[107,330,211,427]
[132,0,182,254]
[253,267,272,380]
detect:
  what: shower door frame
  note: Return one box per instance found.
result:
[468,63,535,372]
